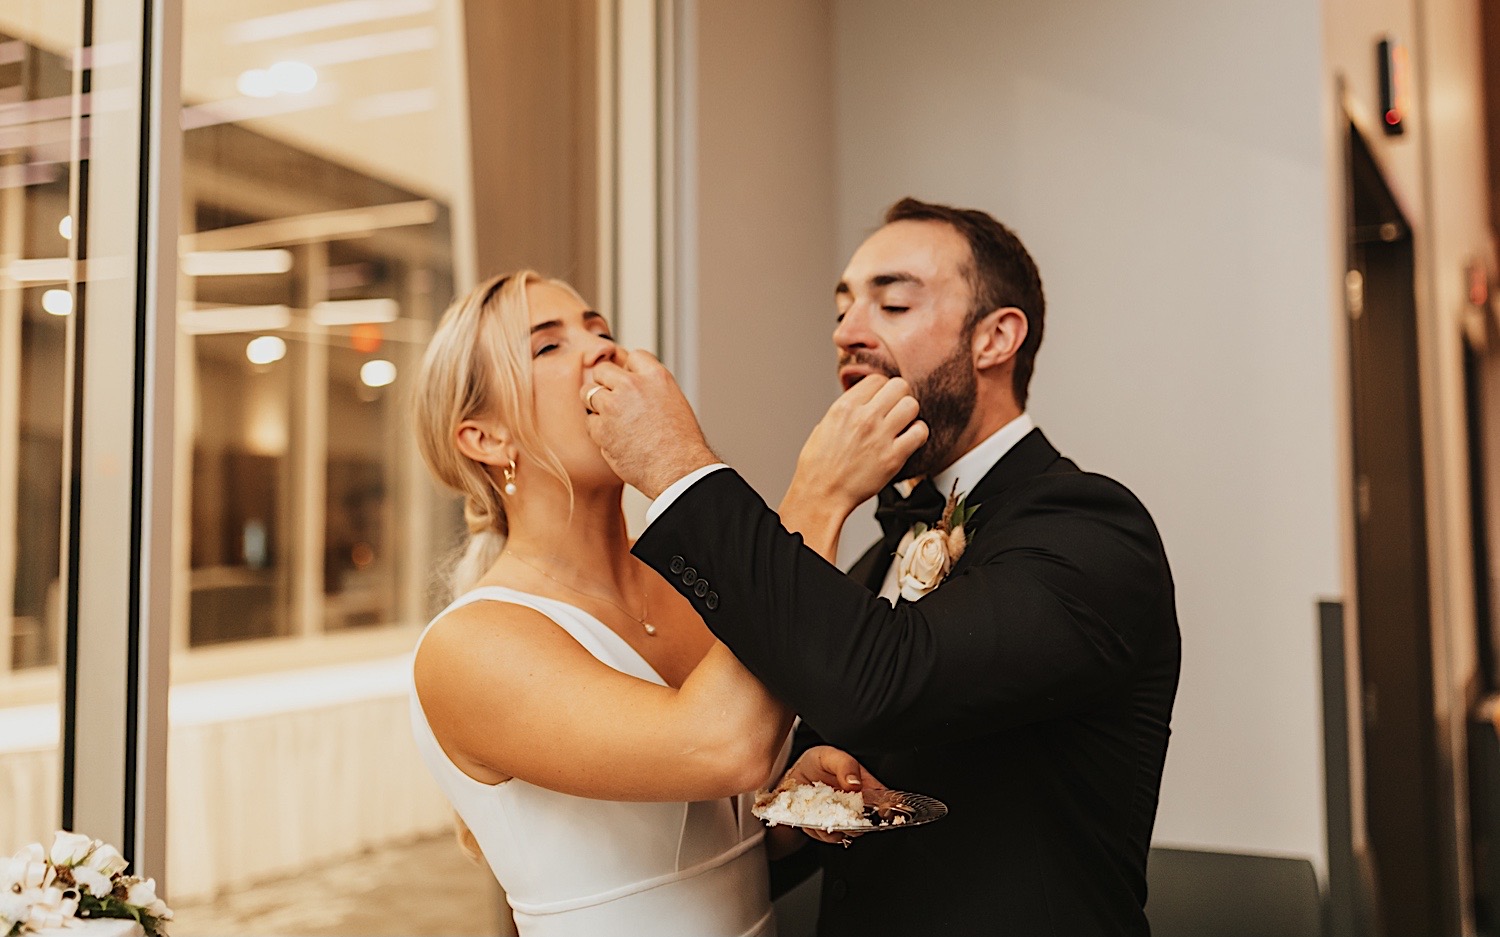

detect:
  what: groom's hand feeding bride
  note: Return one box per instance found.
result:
[592,197,1181,937]
[579,347,718,500]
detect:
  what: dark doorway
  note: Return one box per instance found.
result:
[1345,122,1447,937]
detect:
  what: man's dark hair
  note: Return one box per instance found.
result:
[884,197,1045,409]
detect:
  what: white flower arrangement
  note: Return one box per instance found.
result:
[2,832,171,936]
[894,483,978,601]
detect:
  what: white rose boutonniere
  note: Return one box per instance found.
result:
[895,483,979,602]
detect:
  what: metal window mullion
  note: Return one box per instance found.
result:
[294,242,328,639]
[0,166,24,677]
[64,0,180,888]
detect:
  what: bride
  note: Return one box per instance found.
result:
[408,271,794,937]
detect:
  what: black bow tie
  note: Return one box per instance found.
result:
[874,479,946,540]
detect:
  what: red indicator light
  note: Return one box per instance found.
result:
[1385,109,1401,125]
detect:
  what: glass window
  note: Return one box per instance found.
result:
[165,2,602,933]
[0,0,83,856]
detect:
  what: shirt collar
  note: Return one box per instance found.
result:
[901,412,1035,499]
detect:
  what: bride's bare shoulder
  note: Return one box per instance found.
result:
[414,597,597,693]
[420,599,553,660]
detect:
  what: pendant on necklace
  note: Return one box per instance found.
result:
[643,623,657,636]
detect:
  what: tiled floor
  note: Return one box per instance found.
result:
[170,834,508,936]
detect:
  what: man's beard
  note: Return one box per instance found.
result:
[841,343,976,483]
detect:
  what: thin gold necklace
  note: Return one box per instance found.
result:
[504,549,657,637]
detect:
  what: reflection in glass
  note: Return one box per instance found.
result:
[166,2,499,933]
[0,3,82,855]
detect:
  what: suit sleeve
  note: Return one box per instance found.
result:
[632,468,1169,752]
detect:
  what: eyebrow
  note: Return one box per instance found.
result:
[835,272,924,297]
[530,310,607,335]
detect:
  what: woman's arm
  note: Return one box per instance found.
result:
[415,601,792,801]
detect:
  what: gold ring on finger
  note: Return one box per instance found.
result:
[585,385,604,414]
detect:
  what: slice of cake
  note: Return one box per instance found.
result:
[753,780,871,832]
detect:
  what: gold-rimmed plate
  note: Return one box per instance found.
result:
[752,788,948,833]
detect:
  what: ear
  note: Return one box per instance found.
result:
[455,419,515,468]
[972,307,1029,372]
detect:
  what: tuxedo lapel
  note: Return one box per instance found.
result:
[846,430,1061,595]
[963,428,1061,507]
[945,428,1062,580]
[847,535,896,592]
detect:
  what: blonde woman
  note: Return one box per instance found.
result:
[408,272,795,937]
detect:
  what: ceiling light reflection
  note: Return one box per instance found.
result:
[360,359,396,388]
[269,61,319,94]
[238,61,318,98]
[229,0,435,45]
[246,335,288,365]
[237,69,276,98]
[41,288,72,316]
[180,304,292,335]
[182,249,294,277]
[312,298,398,326]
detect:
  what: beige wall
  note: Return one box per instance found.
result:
[833,0,1339,872]
[463,0,599,297]
[688,0,839,503]
[682,0,1494,907]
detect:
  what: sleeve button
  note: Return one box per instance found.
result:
[682,567,698,586]
[669,556,686,575]
[694,580,709,598]
[705,592,719,610]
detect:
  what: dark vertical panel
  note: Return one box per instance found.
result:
[1347,124,1446,937]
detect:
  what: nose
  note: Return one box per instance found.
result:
[833,300,877,355]
[584,332,618,369]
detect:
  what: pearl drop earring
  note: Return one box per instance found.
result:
[502,459,518,496]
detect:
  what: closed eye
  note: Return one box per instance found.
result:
[882,306,909,313]
[533,343,559,357]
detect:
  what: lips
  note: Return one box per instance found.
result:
[839,367,874,391]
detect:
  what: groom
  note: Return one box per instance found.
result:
[587,197,1180,936]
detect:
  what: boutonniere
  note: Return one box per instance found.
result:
[894,482,979,602]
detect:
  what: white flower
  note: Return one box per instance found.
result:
[13,843,43,865]
[125,877,171,920]
[0,856,49,890]
[48,831,94,867]
[72,865,114,899]
[0,890,31,931]
[897,527,953,601]
[17,885,76,930]
[82,843,128,878]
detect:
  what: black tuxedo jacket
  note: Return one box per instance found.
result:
[633,429,1181,936]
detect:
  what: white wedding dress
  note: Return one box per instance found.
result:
[410,586,782,937]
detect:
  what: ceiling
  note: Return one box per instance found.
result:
[0,0,467,202]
